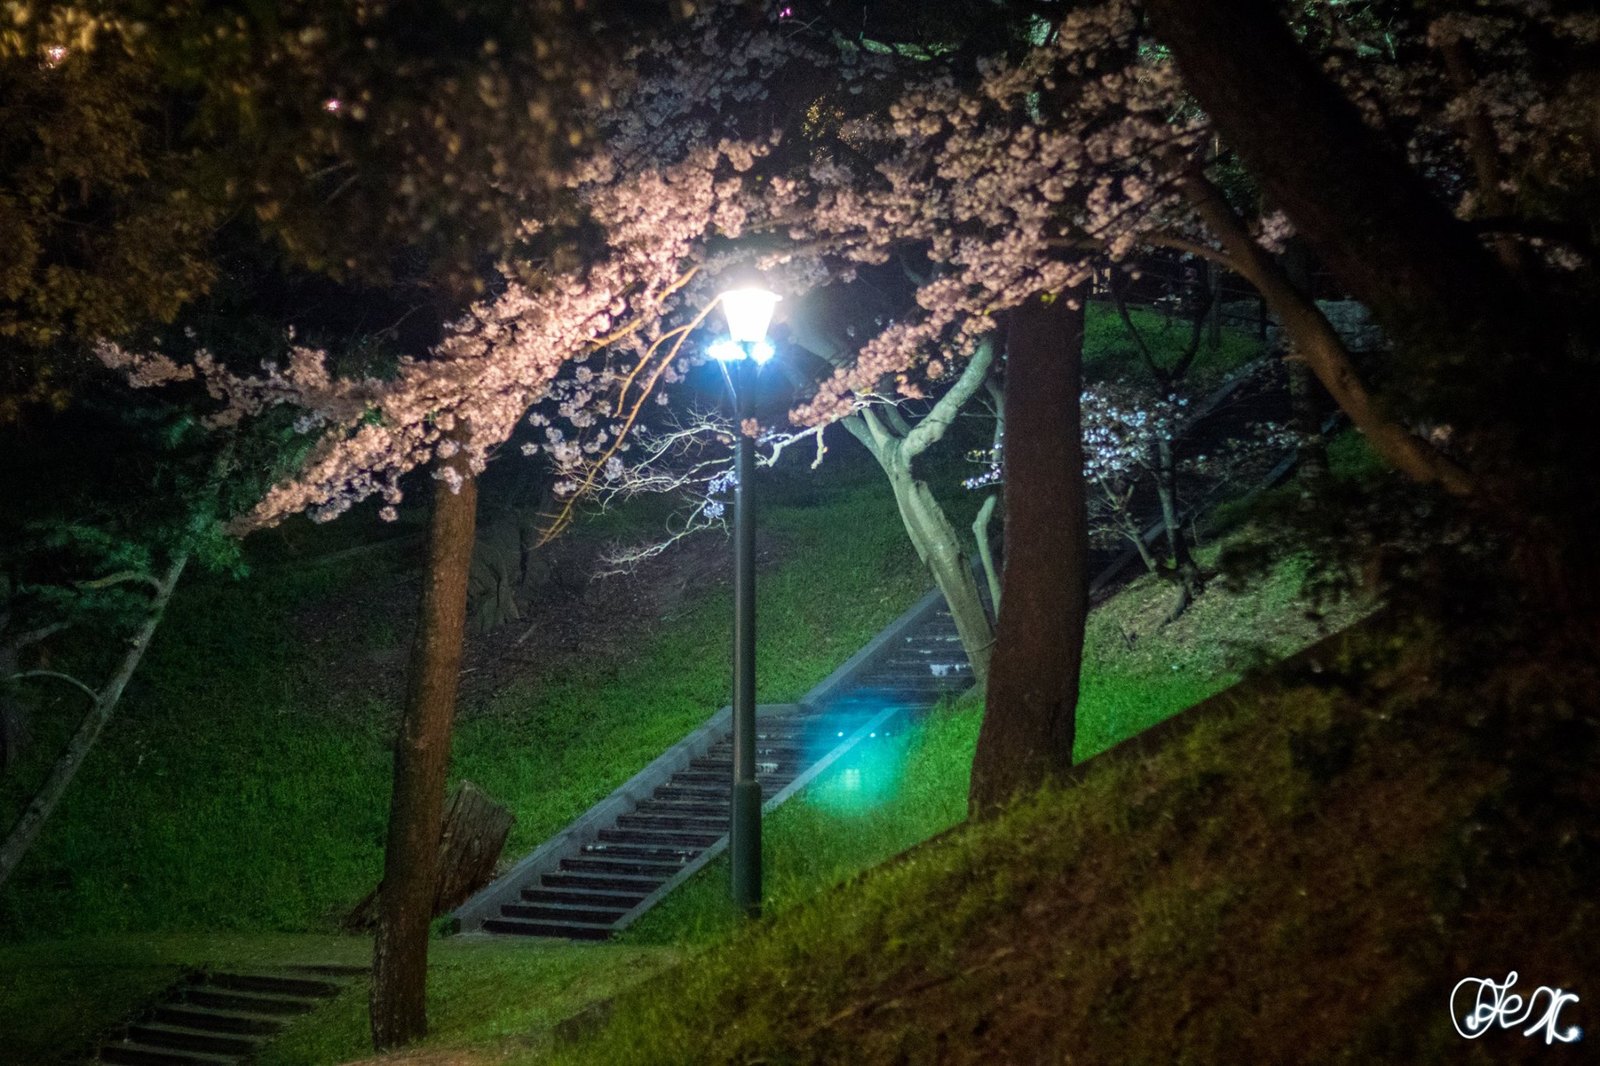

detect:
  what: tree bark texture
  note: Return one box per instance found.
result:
[370,445,478,1052]
[0,553,188,890]
[969,293,1088,816]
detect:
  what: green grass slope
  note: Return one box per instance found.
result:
[623,541,1354,947]
[545,617,1598,1065]
[0,469,926,943]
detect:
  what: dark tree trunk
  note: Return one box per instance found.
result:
[1145,0,1536,378]
[969,292,1088,816]
[370,444,478,1052]
[1281,240,1329,487]
[1153,437,1203,622]
[1148,0,1599,611]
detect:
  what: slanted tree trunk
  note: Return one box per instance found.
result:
[969,292,1088,815]
[841,338,1002,687]
[1153,436,1203,621]
[0,553,188,890]
[972,376,1006,614]
[1146,0,1600,606]
[884,465,994,684]
[1179,171,1474,498]
[1146,0,1535,375]
[1281,239,1330,488]
[370,440,478,1052]
[972,493,1002,614]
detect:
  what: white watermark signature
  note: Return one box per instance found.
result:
[1451,971,1583,1045]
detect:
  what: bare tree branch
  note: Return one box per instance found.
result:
[9,671,99,703]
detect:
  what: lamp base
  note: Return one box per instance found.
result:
[730,779,763,917]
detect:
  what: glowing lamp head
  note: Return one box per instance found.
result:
[718,286,780,345]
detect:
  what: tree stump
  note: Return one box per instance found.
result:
[345,780,513,930]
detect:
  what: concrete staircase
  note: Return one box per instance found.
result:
[453,592,977,941]
[94,965,364,1065]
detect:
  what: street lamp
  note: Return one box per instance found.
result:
[713,284,779,917]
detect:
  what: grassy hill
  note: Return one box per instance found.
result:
[540,613,1597,1065]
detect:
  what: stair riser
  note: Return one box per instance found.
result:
[181,990,317,1015]
[483,919,613,940]
[502,902,625,924]
[615,815,730,833]
[651,783,729,798]
[151,1006,283,1035]
[127,1024,257,1056]
[522,887,644,908]
[542,871,668,892]
[597,825,722,845]
[203,973,340,998]
[98,1046,234,1066]
[634,801,728,818]
[561,857,687,877]
[579,842,702,862]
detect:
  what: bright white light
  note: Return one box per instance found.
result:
[708,338,743,363]
[718,287,780,344]
[750,340,776,365]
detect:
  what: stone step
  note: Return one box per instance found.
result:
[179,987,319,1016]
[650,784,729,804]
[201,972,342,999]
[633,798,728,819]
[705,743,812,761]
[98,1042,240,1065]
[502,900,628,925]
[150,1005,284,1036]
[483,916,614,940]
[616,812,730,833]
[578,840,703,862]
[522,885,645,909]
[125,1022,258,1058]
[560,854,688,878]
[597,826,723,848]
[542,869,669,894]
[667,770,729,787]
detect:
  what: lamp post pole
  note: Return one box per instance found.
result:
[729,351,761,917]
[714,284,778,919]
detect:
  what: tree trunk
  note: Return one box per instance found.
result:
[1145,0,1536,380]
[1153,437,1203,622]
[1282,239,1330,487]
[1150,0,1600,609]
[0,553,188,890]
[885,467,994,686]
[370,444,478,1052]
[1180,172,1474,497]
[969,292,1088,815]
[972,493,1001,615]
